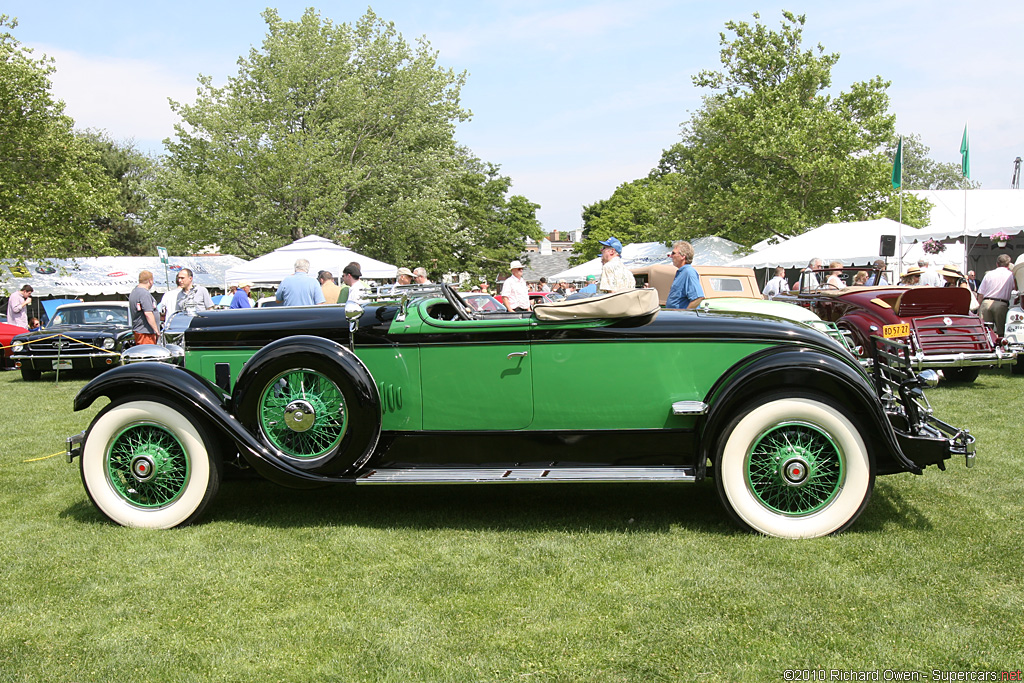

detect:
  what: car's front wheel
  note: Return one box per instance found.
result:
[20,366,41,381]
[715,395,873,539]
[80,400,221,528]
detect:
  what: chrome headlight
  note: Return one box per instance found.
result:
[12,341,23,353]
[103,338,115,350]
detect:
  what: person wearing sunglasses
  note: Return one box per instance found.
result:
[665,240,705,310]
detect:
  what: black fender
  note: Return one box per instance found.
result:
[73,362,361,488]
[698,346,921,476]
[231,335,382,477]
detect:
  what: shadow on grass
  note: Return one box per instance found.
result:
[57,470,936,536]
[58,476,735,534]
[846,479,933,533]
[213,477,738,534]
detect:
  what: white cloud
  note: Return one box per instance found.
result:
[429,0,664,59]
[42,46,199,151]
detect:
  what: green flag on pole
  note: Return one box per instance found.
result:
[960,123,970,179]
[891,136,903,189]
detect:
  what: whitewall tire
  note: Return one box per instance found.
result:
[80,400,220,528]
[715,396,873,539]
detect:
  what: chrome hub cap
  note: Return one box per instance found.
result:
[283,399,316,432]
[781,453,810,485]
[131,454,157,482]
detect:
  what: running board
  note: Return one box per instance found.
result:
[355,466,698,484]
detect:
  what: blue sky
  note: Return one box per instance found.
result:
[5,1,1023,233]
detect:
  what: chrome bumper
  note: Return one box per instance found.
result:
[923,415,976,468]
[66,430,85,463]
[13,353,120,370]
[909,348,1016,370]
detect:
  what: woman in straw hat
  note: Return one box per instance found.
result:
[899,266,922,286]
[939,265,979,312]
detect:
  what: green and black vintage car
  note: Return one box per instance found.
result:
[66,285,974,538]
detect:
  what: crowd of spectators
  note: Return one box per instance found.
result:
[8,238,1018,337]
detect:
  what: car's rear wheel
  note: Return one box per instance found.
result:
[715,395,873,539]
[80,400,221,528]
[942,367,980,383]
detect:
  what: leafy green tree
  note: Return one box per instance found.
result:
[659,11,921,244]
[571,175,687,264]
[150,8,471,269]
[0,16,120,261]
[449,154,543,281]
[79,130,156,255]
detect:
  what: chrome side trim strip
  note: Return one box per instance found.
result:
[672,401,708,415]
[356,466,698,484]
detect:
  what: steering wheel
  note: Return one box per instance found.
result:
[442,284,474,321]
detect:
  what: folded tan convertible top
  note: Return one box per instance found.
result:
[533,288,660,321]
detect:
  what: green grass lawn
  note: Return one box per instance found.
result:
[1,368,1021,682]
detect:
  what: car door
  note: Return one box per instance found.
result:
[415,312,534,430]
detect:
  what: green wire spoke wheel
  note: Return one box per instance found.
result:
[258,369,348,459]
[105,423,189,507]
[745,421,843,516]
[716,396,873,539]
[81,400,220,528]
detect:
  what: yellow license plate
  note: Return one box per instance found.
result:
[883,323,910,338]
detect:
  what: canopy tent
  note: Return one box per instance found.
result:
[549,236,743,281]
[225,235,397,285]
[1,255,246,297]
[899,190,1024,276]
[908,189,1024,241]
[727,218,921,269]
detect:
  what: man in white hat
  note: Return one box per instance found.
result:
[230,281,253,309]
[500,260,530,312]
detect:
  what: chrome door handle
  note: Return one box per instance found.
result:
[507,351,528,359]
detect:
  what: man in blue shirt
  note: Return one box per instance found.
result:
[230,281,253,308]
[865,259,889,286]
[276,259,326,306]
[666,240,705,309]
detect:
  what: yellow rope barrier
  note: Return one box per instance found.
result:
[22,452,63,463]
[0,333,120,354]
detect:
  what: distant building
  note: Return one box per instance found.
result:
[524,229,582,254]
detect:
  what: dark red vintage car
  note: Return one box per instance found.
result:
[777,273,1014,383]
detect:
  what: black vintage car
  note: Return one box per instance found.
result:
[12,302,134,381]
[66,286,975,538]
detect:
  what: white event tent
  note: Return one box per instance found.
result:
[908,189,1024,241]
[1,254,246,297]
[225,235,397,285]
[728,218,925,269]
[550,236,743,281]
